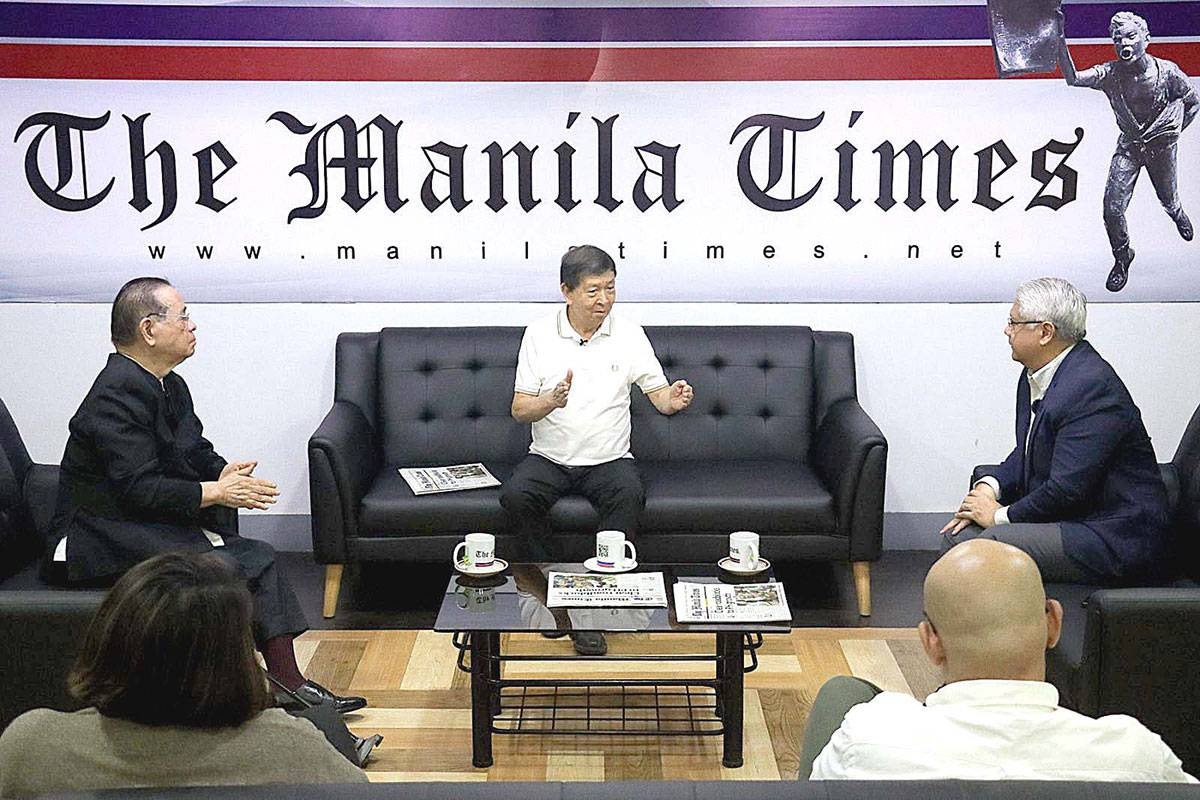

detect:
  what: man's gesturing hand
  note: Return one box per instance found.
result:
[548,369,573,409]
[219,460,257,480]
[208,470,279,510]
[667,379,694,412]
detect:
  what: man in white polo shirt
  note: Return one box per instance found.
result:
[502,245,694,653]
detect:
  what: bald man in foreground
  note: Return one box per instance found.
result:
[801,540,1193,781]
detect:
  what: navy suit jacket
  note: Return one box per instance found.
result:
[50,354,236,582]
[988,341,1169,581]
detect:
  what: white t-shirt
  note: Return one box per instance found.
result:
[810,679,1195,782]
[514,309,667,466]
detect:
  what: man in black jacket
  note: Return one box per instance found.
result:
[50,277,365,713]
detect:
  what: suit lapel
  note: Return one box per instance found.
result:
[1025,342,1090,487]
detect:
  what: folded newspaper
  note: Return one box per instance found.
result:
[673,581,791,623]
[399,463,500,495]
[547,571,668,608]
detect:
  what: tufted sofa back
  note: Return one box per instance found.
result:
[632,327,816,461]
[334,326,858,467]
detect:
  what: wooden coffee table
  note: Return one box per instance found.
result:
[433,562,791,768]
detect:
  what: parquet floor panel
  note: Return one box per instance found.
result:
[301,626,931,781]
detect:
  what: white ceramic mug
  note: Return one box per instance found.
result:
[595,530,636,568]
[729,530,760,569]
[453,532,495,571]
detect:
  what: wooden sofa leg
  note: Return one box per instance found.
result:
[322,564,344,619]
[852,561,872,617]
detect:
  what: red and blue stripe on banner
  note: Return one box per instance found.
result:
[1,1,1198,80]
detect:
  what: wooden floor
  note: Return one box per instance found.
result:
[296,627,941,782]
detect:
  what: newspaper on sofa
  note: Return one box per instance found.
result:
[673,581,791,623]
[399,463,500,495]
[546,571,668,607]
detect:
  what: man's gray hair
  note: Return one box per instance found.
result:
[1015,277,1087,342]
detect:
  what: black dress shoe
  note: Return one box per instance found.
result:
[570,631,607,656]
[294,680,368,714]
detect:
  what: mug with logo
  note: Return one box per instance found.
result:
[729,530,760,570]
[595,529,636,569]
[453,532,495,572]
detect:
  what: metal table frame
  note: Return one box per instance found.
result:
[451,630,766,768]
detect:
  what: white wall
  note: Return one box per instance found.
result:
[2,302,1198,518]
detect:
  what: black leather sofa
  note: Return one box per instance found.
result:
[33,780,1200,799]
[309,326,888,618]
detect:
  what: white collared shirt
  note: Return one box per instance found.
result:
[514,308,667,466]
[810,679,1195,782]
[979,344,1076,525]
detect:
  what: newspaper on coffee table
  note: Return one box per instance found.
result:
[547,571,668,607]
[673,581,791,623]
[399,463,500,495]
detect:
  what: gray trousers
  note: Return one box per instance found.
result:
[798,675,882,779]
[941,522,1097,583]
[1103,136,1182,254]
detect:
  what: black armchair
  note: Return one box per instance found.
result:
[1045,402,1200,775]
[0,398,105,732]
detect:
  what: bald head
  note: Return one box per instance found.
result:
[921,540,1062,682]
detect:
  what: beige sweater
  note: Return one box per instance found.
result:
[0,707,368,798]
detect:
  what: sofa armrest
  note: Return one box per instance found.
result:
[811,398,887,561]
[308,401,379,563]
[1071,587,1200,769]
[0,589,106,731]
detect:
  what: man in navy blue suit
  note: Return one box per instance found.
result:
[942,278,1169,583]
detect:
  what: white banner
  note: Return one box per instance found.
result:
[5,77,1197,302]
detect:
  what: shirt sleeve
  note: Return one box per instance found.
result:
[1086,61,1112,91]
[513,328,541,396]
[1165,62,1197,103]
[976,476,1002,502]
[630,328,668,394]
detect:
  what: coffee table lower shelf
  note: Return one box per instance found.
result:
[451,631,765,768]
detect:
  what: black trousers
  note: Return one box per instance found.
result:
[213,537,309,644]
[500,454,645,561]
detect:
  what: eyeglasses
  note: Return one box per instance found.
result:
[1005,317,1047,330]
[146,311,191,325]
[921,610,938,634]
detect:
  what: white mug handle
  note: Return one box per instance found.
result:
[453,542,467,566]
[624,541,637,564]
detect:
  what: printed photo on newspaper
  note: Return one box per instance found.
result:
[547,571,668,608]
[399,463,501,495]
[673,581,791,623]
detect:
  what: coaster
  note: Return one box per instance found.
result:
[717,556,770,576]
[454,558,508,577]
[583,557,638,574]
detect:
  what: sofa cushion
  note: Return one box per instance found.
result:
[359,462,516,536]
[640,460,836,533]
[358,459,836,538]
